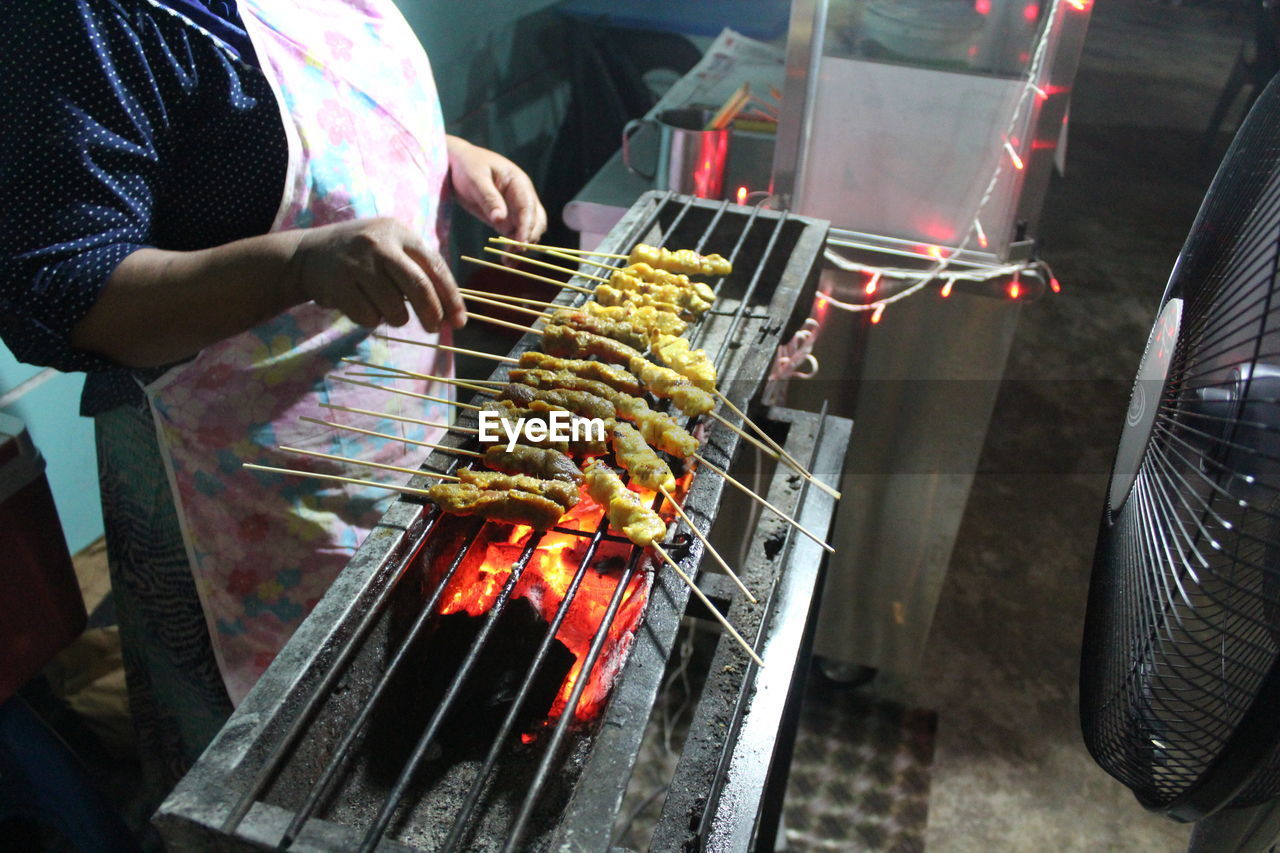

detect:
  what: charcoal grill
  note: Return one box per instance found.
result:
[155,192,851,852]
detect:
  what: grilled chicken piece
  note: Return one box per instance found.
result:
[427,484,565,530]
[455,469,580,512]
[482,445,582,484]
[543,324,645,369]
[581,301,687,337]
[498,383,616,421]
[651,335,717,392]
[517,351,645,396]
[509,369,700,457]
[611,270,712,316]
[479,401,609,458]
[622,263,717,304]
[583,460,668,547]
[546,308,650,351]
[628,244,732,277]
[539,325,716,420]
[610,422,676,493]
[593,283,688,320]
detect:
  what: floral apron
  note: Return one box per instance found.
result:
[145,0,453,705]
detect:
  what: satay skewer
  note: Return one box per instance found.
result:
[489,238,619,273]
[278,444,477,471]
[299,415,479,446]
[374,333,518,365]
[459,291,552,321]
[481,247,610,282]
[243,463,442,498]
[455,291,563,311]
[692,454,834,554]
[490,238,628,260]
[712,389,841,501]
[460,255,594,294]
[652,543,764,667]
[329,376,483,411]
[658,485,756,604]
[341,359,502,394]
[336,380,832,553]
[319,402,477,434]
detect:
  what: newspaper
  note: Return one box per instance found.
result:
[651,28,786,116]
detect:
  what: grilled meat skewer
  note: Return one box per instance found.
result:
[479,401,610,457]
[516,351,645,396]
[583,460,668,547]
[455,468,580,512]
[428,483,566,530]
[609,422,676,493]
[628,244,732,277]
[541,325,716,417]
[482,444,582,484]
[507,369,700,458]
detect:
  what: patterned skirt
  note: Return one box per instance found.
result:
[95,402,233,810]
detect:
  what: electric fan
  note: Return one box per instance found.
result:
[1081,72,1280,827]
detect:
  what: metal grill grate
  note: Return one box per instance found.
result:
[156,192,837,852]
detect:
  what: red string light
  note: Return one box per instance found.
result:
[1003,140,1025,170]
[864,271,881,296]
[941,279,955,298]
[870,303,885,324]
[1050,277,1061,293]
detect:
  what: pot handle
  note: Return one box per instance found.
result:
[621,118,656,181]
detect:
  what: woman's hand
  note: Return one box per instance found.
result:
[288,217,466,331]
[446,135,547,244]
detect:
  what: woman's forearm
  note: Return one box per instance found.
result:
[70,231,307,368]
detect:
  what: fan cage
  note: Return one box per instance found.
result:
[1081,75,1280,820]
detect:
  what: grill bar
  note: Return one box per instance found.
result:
[357,531,548,852]
[711,213,790,368]
[277,518,484,849]
[439,516,615,852]
[222,505,445,834]
[503,549,650,853]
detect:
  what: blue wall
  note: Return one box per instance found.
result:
[0,355,102,554]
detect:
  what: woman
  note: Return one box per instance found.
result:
[0,0,547,808]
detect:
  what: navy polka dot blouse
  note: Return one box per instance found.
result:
[0,0,287,415]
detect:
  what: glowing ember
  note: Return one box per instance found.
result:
[432,472,693,727]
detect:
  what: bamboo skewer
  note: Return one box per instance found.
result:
[481,247,610,283]
[299,417,477,457]
[491,238,619,272]
[464,311,543,337]
[318,402,477,435]
[489,238,627,260]
[693,454,834,554]
[374,334,518,365]
[460,291,552,321]
[658,485,756,604]
[461,255,594,295]
[342,359,499,395]
[329,375,482,411]
[712,389,841,501]
[709,411,783,461]
[243,463,439,499]
[652,543,764,668]
[457,290,563,311]
[278,444,475,473]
